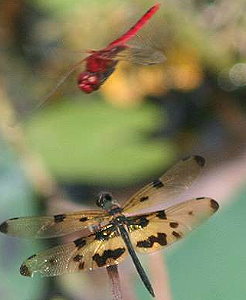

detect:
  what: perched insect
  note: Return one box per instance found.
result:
[36,3,165,110]
[0,156,219,297]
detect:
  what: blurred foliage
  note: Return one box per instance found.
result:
[24,99,173,185]
[0,139,44,300]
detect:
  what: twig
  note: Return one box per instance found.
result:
[107,265,123,300]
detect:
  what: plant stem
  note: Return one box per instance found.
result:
[107,265,123,300]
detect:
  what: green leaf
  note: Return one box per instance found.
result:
[24,98,174,185]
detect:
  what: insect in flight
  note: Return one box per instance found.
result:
[0,156,219,297]
[36,3,165,110]
[77,3,164,93]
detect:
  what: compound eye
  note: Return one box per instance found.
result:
[79,84,94,93]
[96,192,112,208]
[78,72,90,83]
[82,74,89,79]
[96,195,103,208]
[88,75,98,84]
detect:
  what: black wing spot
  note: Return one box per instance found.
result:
[9,217,19,221]
[138,216,149,228]
[79,262,85,269]
[20,264,31,277]
[0,221,8,233]
[140,196,149,202]
[210,199,219,211]
[27,254,37,260]
[196,197,205,200]
[194,155,205,167]
[73,254,83,262]
[79,217,88,222]
[74,238,86,249]
[172,231,181,239]
[48,258,56,265]
[169,222,179,228]
[137,233,167,248]
[129,216,149,229]
[54,214,66,223]
[152,180,164,188]
[92,248,126,267]
[156,210,167,219]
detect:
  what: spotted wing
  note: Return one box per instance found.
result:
[123,155,206,214]
[0,210,109,238]
[127,197,219,253]
[20,225,128,277]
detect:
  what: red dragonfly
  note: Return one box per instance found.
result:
[77,2,164,93]
[37,3,165,109]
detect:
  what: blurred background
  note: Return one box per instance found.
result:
[1,0,246,299]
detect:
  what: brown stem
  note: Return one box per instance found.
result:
[107,265,123,300]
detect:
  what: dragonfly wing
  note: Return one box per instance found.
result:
[31,58,86,113]
[123,155,206,214]
[114,46,165,65]
[129,46,165,65]
[20,225,128,277]
[0,210,109,238]
[128,197,219,254]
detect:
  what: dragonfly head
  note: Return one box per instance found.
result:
[77,72,100,93]
[96,192,120,211]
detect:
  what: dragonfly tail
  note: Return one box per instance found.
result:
[118,225,155,298]
[109,3,161,48]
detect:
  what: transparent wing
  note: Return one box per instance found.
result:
[20,225,128,277]
[123,155,206,214]
[107,3,165,65]
[88,45,164,65]
[30,58,86,113]
[114,45,165,65]
[0,210,109,238]
[128,197,219,254]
